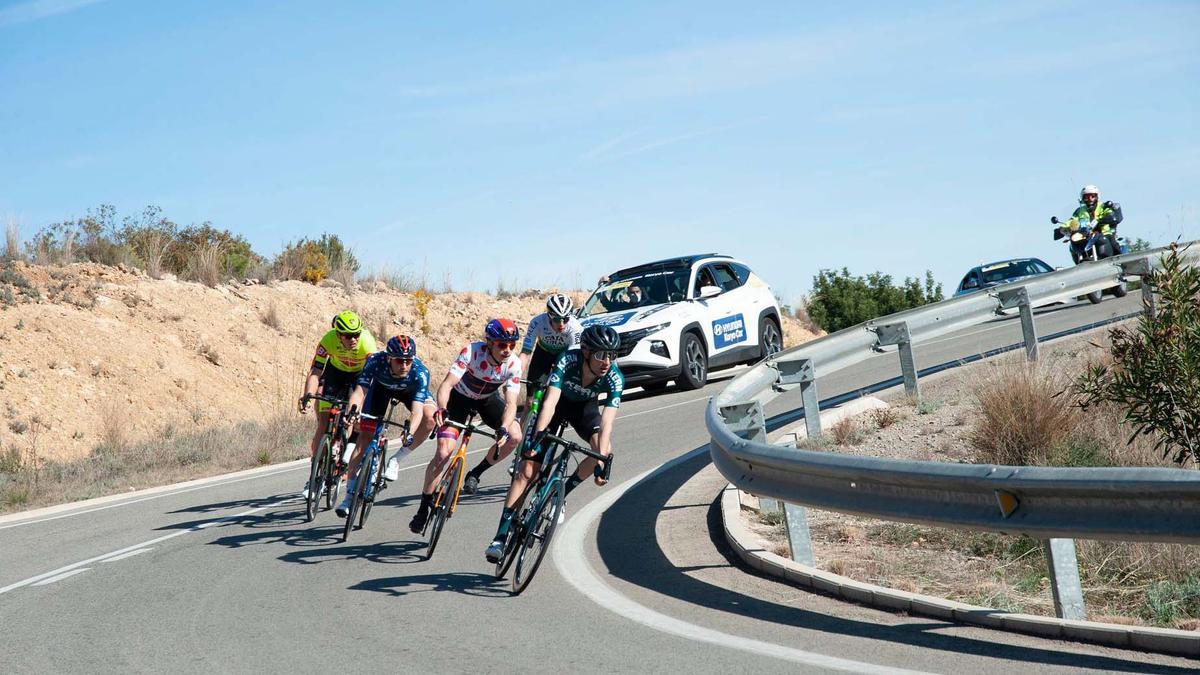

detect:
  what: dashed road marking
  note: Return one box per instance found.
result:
[31,568,91,587]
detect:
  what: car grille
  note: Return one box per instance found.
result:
[617,334,638,358]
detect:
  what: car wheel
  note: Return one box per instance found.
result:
[757,317,782,361]
[1112,283,1128,298]
[676,333,707,391]
[1086,290,1103,304]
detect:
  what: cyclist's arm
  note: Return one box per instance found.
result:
[346,382,367,414]
[534,386,562,433]
[499,380,520,433]
[303,364,322,398]
[595,406,618,457]
[435,371,459,410]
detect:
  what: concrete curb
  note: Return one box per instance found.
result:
[0,459,308,527]
[719,484,1200,659]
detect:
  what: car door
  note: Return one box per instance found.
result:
[695,262,751,361]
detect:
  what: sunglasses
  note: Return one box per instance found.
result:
[591,350,618,362]
[389,356,413,364]
[338,332,361,340]
[549,316,569,324]
[490,340,517,349]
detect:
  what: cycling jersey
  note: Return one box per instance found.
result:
[548,350,624,408]
[521,313,583,356]
[312,329,377,373]
[449,342,523,400]
[356,352,433,404]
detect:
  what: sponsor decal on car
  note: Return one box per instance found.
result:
[581,311,635,328]
[712,313,746,348]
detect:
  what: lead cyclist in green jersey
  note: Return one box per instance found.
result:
[462,293,582,495]
[485,324,623,563]
[298,311,377,497]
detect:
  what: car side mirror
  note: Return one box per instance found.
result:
[698,285,721,299]
[1050,216,1060,225]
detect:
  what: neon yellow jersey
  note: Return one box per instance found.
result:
[312,329,377,373]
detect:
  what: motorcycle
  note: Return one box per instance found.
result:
[1051,214,1128,304]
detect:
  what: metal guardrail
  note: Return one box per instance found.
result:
[706,243,1200,620]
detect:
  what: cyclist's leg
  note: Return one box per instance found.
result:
[412,392,469,530]
[466,393,522,484]
[385,394,434,480]
[563,399,603,496]
[487,405,559,551]
[338,388,383,512]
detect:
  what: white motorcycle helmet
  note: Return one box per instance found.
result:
[1080,185,1100,201]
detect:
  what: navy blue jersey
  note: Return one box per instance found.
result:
[356,352,433,403]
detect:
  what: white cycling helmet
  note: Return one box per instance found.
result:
[546,293,574,319]
[1080,185,1100,200]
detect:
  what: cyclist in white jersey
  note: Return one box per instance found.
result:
[461,294,581,495]
[408,318,525,533]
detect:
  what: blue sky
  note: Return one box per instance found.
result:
[2,0,1197,301]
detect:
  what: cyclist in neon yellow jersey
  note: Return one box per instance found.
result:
[298,311,377,497]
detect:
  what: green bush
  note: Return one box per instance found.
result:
[808,268,943,333]
[1073,243,1200,466]
[274,239,330,284]
[316,233,358,274]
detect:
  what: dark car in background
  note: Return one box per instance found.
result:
[954,258,1055,296]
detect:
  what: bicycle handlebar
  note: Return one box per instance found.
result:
[357,412,409,429]
[301,393,349,407]
[442,419,498,440]
[543,433,610,464]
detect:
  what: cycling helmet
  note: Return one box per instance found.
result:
[386,335,416,359]
[580,325,620,352]
[332,310,363,335]
[484,318,520,342]
[1080,185,1100,200]
[546,293,574,319]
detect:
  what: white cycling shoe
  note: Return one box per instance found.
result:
[383,445,414,482]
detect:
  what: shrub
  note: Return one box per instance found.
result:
[971,360,1079,466]
[808,268,943,333]
[3,220,20,262]
[830,417,864,446]
[1073,243,1200,467]
[120,206,176,278]
[274,239,329,284]
[871,407,901,429]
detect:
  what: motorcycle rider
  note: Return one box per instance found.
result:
[1072,185,1123,256]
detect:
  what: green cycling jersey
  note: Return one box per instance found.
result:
[312,329,377,373]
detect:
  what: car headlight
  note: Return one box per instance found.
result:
[621,322,672,342]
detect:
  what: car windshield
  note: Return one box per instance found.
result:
[980,260,1051,284]
[580,267,691,317]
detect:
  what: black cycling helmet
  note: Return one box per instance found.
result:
[580,325,620,352]
[386,335,416,359]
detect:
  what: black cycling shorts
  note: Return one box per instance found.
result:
[524,397,602,461]
[442,389,507,435]
[318,367,358,410]
[526,347,559,390]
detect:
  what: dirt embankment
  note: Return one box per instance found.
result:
[1,261,819,464]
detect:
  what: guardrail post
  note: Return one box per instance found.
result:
[873,321,919,400]
[720,400,779,512]
[997,286,1039,361]
[1121,258,1157,320]
[776,358,821,439]
[1044,538,1086,620]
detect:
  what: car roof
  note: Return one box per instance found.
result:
[968,257,1048,273]
[613,253,732,277]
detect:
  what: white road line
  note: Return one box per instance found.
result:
[553,448,927,673]
[100,548,153,563]
[31,568,92,586]
[617,395,710,419]
[0,501,292,595]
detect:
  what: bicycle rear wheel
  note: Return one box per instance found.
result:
[512,481,564,594]
[305,437,328,522]
[425,457,461,559]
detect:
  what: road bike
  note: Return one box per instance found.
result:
[493,429,612,594]
[423,416,496,559]
[300,392,352,522]
[342,403,409,543]
[507,377,548,477]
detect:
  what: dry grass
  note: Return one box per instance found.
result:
[871,407,901,429]
[3,219,20,261]
[830,416,864,446]
[189,241,225,287]
[0,414,309,514]
[260,301,284,332]
[970,357,1080,466]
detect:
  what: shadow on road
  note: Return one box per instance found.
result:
[168,493,296,515]
[350,572,509,598]
[595,447,1194,673]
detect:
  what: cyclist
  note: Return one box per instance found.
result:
[298,311,377,498]
[407,318,525,533]
[461,293,581,495]
[485,324,623,563]
[1073,184,1124,254]
[333,335,438,517]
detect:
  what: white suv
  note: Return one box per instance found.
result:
[578,254,783,391]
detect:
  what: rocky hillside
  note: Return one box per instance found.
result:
[0,261,819,463]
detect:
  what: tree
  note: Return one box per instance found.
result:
[808,268,944,333]
[1073,243,1200,467]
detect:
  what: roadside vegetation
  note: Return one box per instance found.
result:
[806,267,943,333]
[0,414,309,513]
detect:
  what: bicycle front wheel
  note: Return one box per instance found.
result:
[305,436,328,522]
[512,481,564,594]
[342,453,371,542]
[425,458,461,559]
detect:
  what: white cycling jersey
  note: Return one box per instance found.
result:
[521,313,583,356]
[449,341,523,400]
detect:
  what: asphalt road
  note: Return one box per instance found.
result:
[3,293,1192,673]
